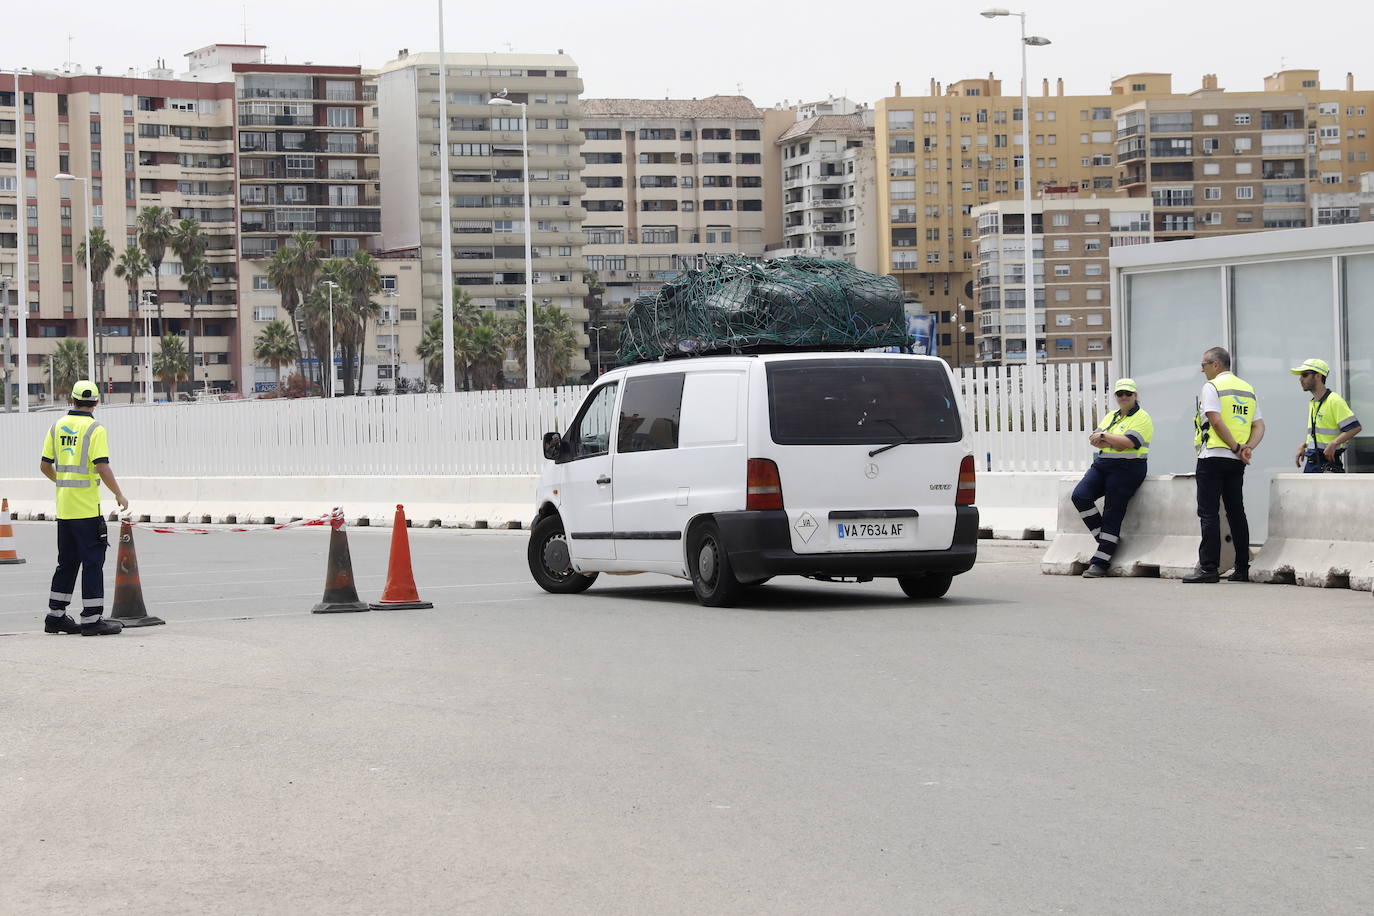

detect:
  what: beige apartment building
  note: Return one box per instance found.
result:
[771,102,879,273]
[875,69,1374,364]
[973,197,1153,363]
[577,96,790,311]
[377,51,590,382]
[1314,171,1374,224]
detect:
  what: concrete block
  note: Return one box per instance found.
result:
[1250,475,1374,591]
[1042,474,1235,579]
[976,472,1063,539]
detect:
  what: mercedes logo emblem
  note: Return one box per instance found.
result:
[865,463,879,479]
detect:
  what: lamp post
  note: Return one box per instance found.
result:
[384,291,400,398]
[142,290,155,403]
[587,324,606,378]
[54,172,96,382]
[1,274,12,412]
[323,280,339,398]
[488,94,536,390]
[981,8,1050,369]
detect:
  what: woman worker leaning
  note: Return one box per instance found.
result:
[1072,378,1154,578]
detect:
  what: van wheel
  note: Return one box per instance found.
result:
[688,520,743,607]
[528,514,597,594]
[897,573,953,600]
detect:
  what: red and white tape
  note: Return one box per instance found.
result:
[117,507,344,535]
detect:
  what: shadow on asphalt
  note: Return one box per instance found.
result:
[586,581,1010,612]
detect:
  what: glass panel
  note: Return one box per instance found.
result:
[1125,267,1224,476]
[766,359,961,445]
[1343,254,1374,471]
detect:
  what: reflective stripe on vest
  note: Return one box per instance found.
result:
[1097,408,1150,457]
[1195,373,1255,453]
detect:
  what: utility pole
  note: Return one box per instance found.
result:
[1,275,12,412]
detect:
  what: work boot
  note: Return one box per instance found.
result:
[44,614,81,634]
[1182,570,1220,584]
[79,619,123,636]
[1228,569,1250,583]
[1081,565,1107,578]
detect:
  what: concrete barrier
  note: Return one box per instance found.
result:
[1249,474,1374,591]
[1042,474,1237,578]
[975,472,1064,540]
[0,476,538,529]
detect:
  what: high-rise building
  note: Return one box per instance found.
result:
[771,101,879,272]
[874,70,1374,365]
[377,51,590,382]
[972,197,1153,363]
[1,61,238,404]
[1313,171,1374,225]
[576,96,790,311]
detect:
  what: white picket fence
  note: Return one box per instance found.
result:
[0,361,1110,479]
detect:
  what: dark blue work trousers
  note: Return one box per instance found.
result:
[1072,457,1148,570]
[1195,457,1249,575]
[49,516,108,624]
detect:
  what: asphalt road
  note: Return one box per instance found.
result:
[2,521,1372,915]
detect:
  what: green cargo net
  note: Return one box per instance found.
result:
[617,255,909,365]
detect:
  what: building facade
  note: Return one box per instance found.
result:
[377,51,590,381]
[576,96,789,310]
[973,197,1152,363]
[1314,171,1374,224]
[770,107,878,272]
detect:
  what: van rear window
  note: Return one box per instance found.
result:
[766,358,962,445]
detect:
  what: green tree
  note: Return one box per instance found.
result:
[513,303,580,387]
[253,320,299,393]
[135,206,174,334]
[47,339,88,401]
[339,250,382,396]
[76,226,116,389]
[468,312,517,390]
[415,289,482,390]
[181,255,214,392]
[113,245,150,401]
[289,233,324,384]
[153,334,189,402]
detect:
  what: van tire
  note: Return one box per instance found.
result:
[528,514,598,594]
[688,520,743,607]
[897,572,953,600]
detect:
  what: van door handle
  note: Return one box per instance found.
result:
[596,475,612,485]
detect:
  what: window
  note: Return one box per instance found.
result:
[1051,213,1070,227]
[1084,239,1102,252]
[1054,264,1071,277]
[1055,289,1072,302]
[1202,113,1219,127]
[252,276,274,291]
[766,359,961,446]
[1234,113,1251,125]
[253,306,277,321]
[1203,187,1221,200]
[1235,186,1254,199]
[1084,264,1103,276]
[616,373,683,453]
[562,382,619,461]
[1053,239,1069,252]
[1085,288,1103,301]
[1203,162,1221,176]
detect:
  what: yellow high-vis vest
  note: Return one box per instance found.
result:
[1194,371,1256,454]
[41,412,109,519]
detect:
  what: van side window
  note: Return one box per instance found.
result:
[617,373,684,453]
[565,382,619,461]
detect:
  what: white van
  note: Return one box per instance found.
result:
[527,352,978,606]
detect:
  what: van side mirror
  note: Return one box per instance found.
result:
[542,432,563,461]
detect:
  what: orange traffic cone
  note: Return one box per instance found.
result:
[0,498,25,565]
[369,505,433,611]
[312,508,369,614]
[110,521,165,627]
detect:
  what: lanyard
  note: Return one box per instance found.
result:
[1310,390,1332,447]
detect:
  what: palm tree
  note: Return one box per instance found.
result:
[266,246,303,368]
[289,233,324,383]
[339,250,381,395]
[75,226,116,388]
[48,339,88,401]
[113,245,150,401]
[153,334,189,402]
[513,303,579,387]
[253,320,299,394]
[468,312,518,390]
[181,255,214,392]
[416,289,483,390]
[135,206,174,334]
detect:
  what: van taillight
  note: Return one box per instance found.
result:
[956,455,976,506]
[746,459,784,510]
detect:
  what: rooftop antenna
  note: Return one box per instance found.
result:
[736,82,743,95]
[64,32,74,71]
[504,42,513,53]
[242,3,249,43]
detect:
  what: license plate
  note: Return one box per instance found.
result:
[836,521,905,540]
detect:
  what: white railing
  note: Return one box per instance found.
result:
[958,360,1112,472]
[0,361,1111,480]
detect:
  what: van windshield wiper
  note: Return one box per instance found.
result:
[868,419,918,457]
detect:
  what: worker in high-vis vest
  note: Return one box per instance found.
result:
[1184,347,1265,584]
[38,380,129,636]
[1290,358,1362,473]
[1072,378,1153,578]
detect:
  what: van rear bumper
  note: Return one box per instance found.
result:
[715,507,979,581]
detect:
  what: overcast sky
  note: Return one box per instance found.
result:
[4,0,1371,107]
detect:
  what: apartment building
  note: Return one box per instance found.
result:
[874,69,1374,364]
[577,96,790,309]
[972,198,1152,363]
[770,104,879,272]
[1,62,239,404]
[1314,171,1374,224]
[377,51,590,381]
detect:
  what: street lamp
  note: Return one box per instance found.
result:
[323,280,339,398]
[54,171,97,382]
[488,93,536,390]
[435,0,456,393]
[141,290,155,403]
[587,324,606,378]
[1,275,12,412]
[981,8,1050,370]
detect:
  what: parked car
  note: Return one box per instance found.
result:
[527,352,978,606]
